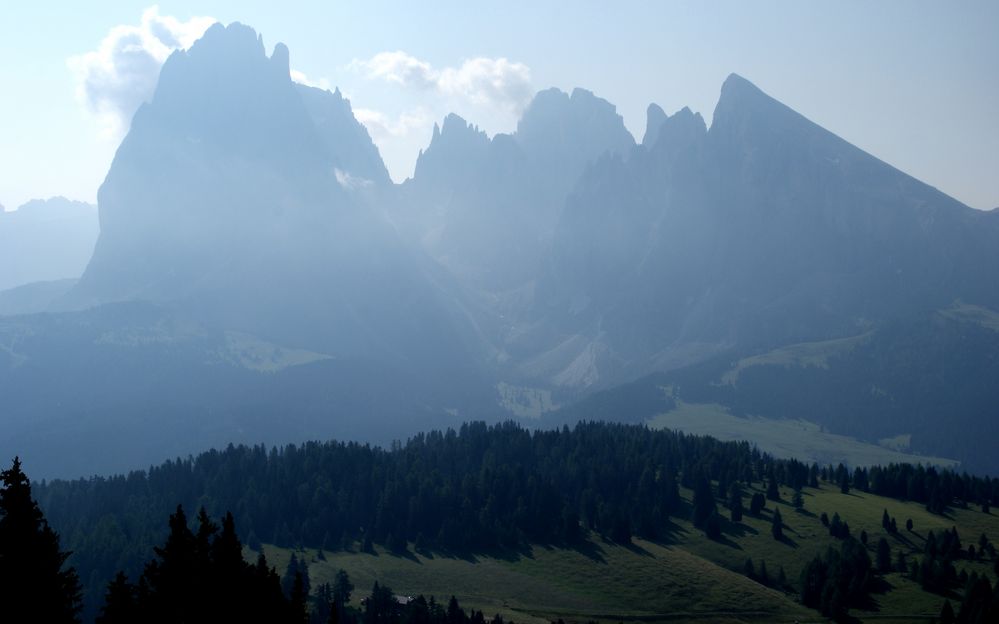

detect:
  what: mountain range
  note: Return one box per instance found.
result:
[2,22,997,477]
[0,197,97,293]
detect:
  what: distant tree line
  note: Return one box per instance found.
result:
[27,421,999,620]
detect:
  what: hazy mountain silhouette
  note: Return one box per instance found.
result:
[66,22,483,371]
[517,73,999,389]
[1,23,496,477]
[394,87,635,294]
[3,24,998,476]
[0,197,97,292]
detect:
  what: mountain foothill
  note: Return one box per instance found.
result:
[1,21,997,477]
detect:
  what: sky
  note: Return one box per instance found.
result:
[1,1,997,211]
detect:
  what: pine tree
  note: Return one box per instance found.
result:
[939,599,955,624]
[791,488,804,510]
[95,572,137,624]
[704,509,722,540]
[882,508,890,530]
[99,507,298,623]
[728,483,744,522]
[282,553,310,600]
[771,507,783,540]
[766,475,780,501]
[332,568,354,606]
[312,583,333,624]
[809,464,820,488]
[0,457,82,623]
[290,572,308,624]
[691,474,717,530]
[876,537,892,572]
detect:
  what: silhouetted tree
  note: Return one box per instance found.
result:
[333,569,354,607]
[691,474,717,536]
[97,506,298,623]
[939,599,955,624]
[876,538,892,573]
[728,483,744,522]
[766,475,780,501]
[0,457,82,623]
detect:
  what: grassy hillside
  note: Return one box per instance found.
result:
[263,481,999,623]
[554,310,999,474]
[648,401,959,469]
[264,539,811,624]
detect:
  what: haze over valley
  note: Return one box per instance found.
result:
[1,6,998,623]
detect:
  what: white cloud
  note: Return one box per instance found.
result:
[290,69,331,91]
[354,107,432,140]
[334,168,373,191]
[67,6,216,139]
[438,58,533,112]
[353,51,437,90]
[351,51,533,114]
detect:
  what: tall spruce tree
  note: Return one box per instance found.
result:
[691,474,717,530]
[0,457,82,623]
[771,507,784,540]
[728,483,744,522]
[766,474,781,501]
[876,537,892,572]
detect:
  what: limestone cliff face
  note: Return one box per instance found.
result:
[529,74,999,388]
[396,87,636,292]
[70,22,484,373]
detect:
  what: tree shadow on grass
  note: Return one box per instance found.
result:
[385,548,423,563]
[776,534,799,549]
[888,531,919,550]
[534,535,610,563]
[711,533,743,550]
[655,518,688,546]
[622,540,656,557]
[570,538,609,563]
[414,540,532,564]
[721,517,758,539]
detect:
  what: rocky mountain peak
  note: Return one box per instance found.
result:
[643,103,668,146]
[644,105,706,151]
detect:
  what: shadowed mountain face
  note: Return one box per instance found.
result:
[0,23,497,477]
[518,74,999,389]
[3,23,998,476]
[68,23,482,370]
[394,87,635,293]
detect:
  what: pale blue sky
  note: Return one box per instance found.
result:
[1,1,997,210]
